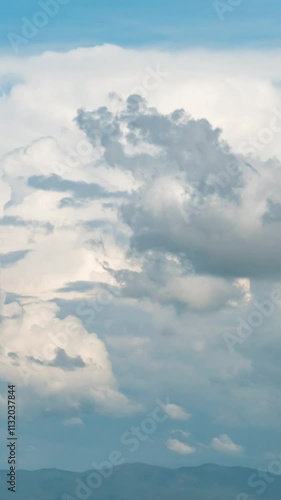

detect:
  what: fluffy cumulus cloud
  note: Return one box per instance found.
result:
[211,434,244,454]
[166,438,196,455]
[1,45,281,450]
[0,299,139,415]
[161,404,191,421]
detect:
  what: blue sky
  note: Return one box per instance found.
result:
[1,0,281,54]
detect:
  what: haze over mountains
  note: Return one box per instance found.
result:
[1,462,280,500]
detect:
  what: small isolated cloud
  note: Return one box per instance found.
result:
[166,438,196,455]
[2,46,281,439]
[63,417,83,427]
[211,434,244,454]
[163,403,191,421]
[171,429,191,438]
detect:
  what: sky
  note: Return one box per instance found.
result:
[1,0,281,53]
[1,0,281,481]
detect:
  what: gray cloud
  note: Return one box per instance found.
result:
[113,252,244,312]
[0,250,30,268]
[28,174,127,200]
[262,199,281,224]
[77,95,243,194]
[3,93,281,436]
[0,216,53,232]
[76,96,281,279]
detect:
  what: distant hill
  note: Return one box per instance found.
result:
[1,462,280,499]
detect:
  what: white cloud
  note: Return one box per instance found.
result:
[162,404,192,421]
[166,438,196,455]
[0,299,141,416]
[1,45,281,430]
[211,434,244,454]
[171,429,191,438]
[2,46,281,163]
